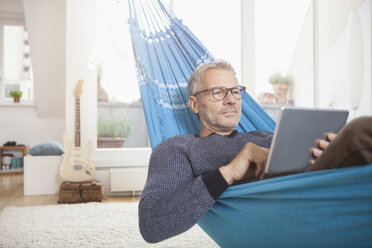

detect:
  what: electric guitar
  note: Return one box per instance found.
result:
[59,80,95,182]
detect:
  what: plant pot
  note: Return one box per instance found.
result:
[13,97,20,103]
[272,84,289,104]
[97,137,126,148]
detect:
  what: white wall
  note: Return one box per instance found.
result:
[65,0,96,146]
[0,0,65,148]
[0,0,23,12]
[23,0,66,118]
[0,106,64,147]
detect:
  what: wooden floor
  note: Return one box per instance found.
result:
[0,173,139,212]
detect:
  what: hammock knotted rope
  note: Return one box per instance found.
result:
[128,0,372,246]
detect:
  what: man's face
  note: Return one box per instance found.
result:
[189,69,242,134]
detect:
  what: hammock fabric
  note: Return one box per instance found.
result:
[199,165,372,248]
[128,0,372,246]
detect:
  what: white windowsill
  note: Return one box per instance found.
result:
[91,147,152,168]
[0,100,36,107]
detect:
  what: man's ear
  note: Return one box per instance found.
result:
[189,96,199,114]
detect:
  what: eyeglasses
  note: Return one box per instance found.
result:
[193,86,246,101]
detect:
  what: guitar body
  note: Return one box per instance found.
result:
[59,80,95,182]
[59,133,95,182]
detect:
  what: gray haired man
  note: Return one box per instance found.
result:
[139,59,372,243]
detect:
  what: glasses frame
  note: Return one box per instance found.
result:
[193,86,246,101]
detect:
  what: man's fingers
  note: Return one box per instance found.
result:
[326,132,337,142]
[317,139,330,149]
[254,163,261,177]
[259,168,266,180]
[255,162,265,178]
[309,159,315,166]
[312,148,322,157]
[310,133,336,169]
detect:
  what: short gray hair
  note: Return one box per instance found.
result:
[187,59,236,96]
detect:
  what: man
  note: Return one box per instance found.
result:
[139,60,372,243]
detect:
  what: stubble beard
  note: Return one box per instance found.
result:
[199,106,241,132]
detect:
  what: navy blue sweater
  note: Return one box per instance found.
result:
[139,130,273,243]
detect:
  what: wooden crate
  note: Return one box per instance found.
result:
[58,181,103,204]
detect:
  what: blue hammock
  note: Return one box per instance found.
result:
[128,1,372,247]
[128,0,275,149]
[199,165,372,248]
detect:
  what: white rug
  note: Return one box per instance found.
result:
[0,202,218,248]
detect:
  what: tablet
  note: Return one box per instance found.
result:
[265,107,349,175]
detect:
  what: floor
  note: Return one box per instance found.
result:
[0,173,139,212]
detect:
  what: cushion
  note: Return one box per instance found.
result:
[28,142,64,156]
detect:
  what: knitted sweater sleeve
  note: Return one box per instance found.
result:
[138,136,227,243]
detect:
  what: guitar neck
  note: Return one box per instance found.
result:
[75,97,81,147]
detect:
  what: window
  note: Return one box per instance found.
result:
[173,0,241,78]
[95,0,150,149]
[93,0,240,149]
[317,0,371,118]
[255,0,313,107]
[82,0,370,157]
[85,0,240,165]
[1,25,33,101]
[255,0,371,119]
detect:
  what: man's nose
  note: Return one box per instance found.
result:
[223,90,236,105]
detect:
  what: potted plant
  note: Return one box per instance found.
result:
[268,73,293,104]
[9,91,23,103]
[97,114,133,148]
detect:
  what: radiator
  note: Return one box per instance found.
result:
[110,167,148,194]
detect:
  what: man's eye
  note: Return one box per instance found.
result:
[213,89,224,95]
[232,89,240,95]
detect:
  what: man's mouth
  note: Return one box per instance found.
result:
[221,109,238,115]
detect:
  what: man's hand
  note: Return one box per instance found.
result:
[219,142,269,185]
[309,132,337,166]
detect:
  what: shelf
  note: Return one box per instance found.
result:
[0,168,23,174]
[0,146,27,154]
[0,146,28,173]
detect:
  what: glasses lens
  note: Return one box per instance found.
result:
[212,87,227,100]
[231,87,242,99]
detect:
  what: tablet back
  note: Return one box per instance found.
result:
[265,107,349,175]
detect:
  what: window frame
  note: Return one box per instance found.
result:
[66,0,151,169]
[0,12,34,106]
[84,74,151,168]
